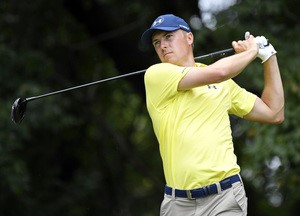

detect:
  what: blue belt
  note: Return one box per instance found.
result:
[165,174,241,199]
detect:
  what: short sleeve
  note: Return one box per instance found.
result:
[144,63,191,110]
[228,79,257,117]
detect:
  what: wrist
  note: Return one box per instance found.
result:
[247,47,259,59]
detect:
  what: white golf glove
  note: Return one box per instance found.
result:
[245,31,277,63]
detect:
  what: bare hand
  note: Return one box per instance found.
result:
[232,34,258,54]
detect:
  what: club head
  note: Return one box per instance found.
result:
[11,98,28,124]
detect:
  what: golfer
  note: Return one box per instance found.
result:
[141,14,284,216]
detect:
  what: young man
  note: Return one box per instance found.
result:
[141,14,284,216]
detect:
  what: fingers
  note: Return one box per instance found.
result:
[232,41,238,49]
[255,36,269,48]
[232,40,245,54]
[232,40,243,48]
[232,31,260,55]
[232,39,248,47]
[232,40,245,46]
[233,32,254,46]
[244,31,255,41]
[232,34,256,54]
[245,31,250,40]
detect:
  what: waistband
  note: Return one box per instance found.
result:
[165,174,241,199]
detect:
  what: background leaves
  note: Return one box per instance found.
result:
[0,0,299,215]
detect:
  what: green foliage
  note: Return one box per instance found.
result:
[223,0,299,214]
[0,0,299,215]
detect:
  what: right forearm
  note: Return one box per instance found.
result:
[211,48,258,80]
[178,35,258,90]
[178,49,257,90]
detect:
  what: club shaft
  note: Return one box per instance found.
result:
[26,69,146,102]
[26,48,235,102]
[194,48,234,60]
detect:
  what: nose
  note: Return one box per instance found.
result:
[159,39,168,50]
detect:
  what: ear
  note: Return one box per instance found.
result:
[186,32,194,45]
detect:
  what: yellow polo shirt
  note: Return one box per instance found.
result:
[144,62,256,190]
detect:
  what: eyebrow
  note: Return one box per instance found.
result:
[152,31,172,44]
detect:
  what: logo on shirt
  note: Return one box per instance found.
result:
[207,85,217,89]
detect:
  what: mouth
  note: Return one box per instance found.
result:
[163,52,173,60]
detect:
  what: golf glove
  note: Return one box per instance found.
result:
[245,31,277,63]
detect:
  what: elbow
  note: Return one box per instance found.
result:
[272,117,284,125]
[264,116,284,125]
[215,69,231,83]
[273,115,284,124]
[270,110,285,125]
[207,64,238,83]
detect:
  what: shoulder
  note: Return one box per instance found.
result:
[195,62,207,67]
[147,62,206,73]
[147,63,180,73]
[145,63,189,79]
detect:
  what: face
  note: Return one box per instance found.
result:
[152,30,194,66]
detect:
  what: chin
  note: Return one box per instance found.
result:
[168,60,181,66]
[163,57,176,64]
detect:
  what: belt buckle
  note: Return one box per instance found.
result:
[186,190,195,200]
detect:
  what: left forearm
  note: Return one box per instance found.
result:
[261,55,285,119]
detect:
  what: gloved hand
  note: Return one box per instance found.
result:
[245,31,277,63]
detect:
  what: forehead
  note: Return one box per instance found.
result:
[152,30,178,41]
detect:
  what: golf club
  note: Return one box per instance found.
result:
[11,48,234,124]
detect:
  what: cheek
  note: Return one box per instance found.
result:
[155,49,165,62]
[175,43,188,56]
[154,48,161,55]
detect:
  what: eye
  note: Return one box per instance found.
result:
[165,33,173,40]
[153,40,160,47]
